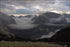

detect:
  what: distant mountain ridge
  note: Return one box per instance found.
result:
[8,12,69,39]
[0,12,15,35]
[0,12,70,40]
[33,12,67,24]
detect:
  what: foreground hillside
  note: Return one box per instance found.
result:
[0,41,64,47]
[50,26,70,42]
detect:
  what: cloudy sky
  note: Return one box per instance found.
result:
[0,0,70,16]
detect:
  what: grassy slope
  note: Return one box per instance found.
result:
[0,41,63,47]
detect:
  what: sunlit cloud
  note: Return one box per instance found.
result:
[13,14,27,16]
[5,9,11,12]
[11,5,19,9]
[66,11,70,14]
[32,5,44,11]
[50,10,63,14]
[11,5,28,9]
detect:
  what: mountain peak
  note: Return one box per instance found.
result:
[43,12,62,18]
[33,12,66,24]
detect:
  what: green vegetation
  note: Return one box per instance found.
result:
[0,41,63,47]
[0,28,17,41]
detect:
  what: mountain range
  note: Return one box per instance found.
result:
[0,12,70,40]
[8,12,70,39]
[0,12,15,37]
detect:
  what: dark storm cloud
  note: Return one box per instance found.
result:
[0,0,56,14]
[56,0,70,7]
[0,0,70,14]
[62,0,70,7]
[0,0,55,9]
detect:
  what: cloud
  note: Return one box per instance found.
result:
[65,17,70,23]
[66,11,70,14]
[40,29,60,38]
[48,0,70,13]
[14,9,35,14]
[40,32,55,38]
[0,0,55,14]
[9,16,38,29]
[58,0,70,6]
[0,0,70,14]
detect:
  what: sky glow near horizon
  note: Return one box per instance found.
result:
[0,0,70,16]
